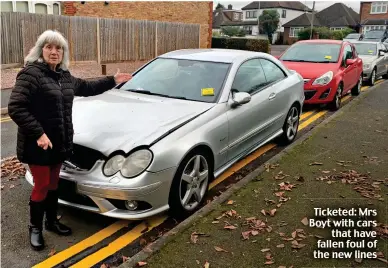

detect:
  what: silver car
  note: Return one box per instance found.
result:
[25,49,305,220]
[353,41,388,85]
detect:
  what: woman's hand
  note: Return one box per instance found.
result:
[114,69,132,84]
[37,133,53,150]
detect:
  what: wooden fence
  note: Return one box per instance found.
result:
[0,12,201,65]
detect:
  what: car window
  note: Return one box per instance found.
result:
[342,45,353,65]
[259,59,286,84]
[232,59,268,94]
[354,43,377,56]
[279,43,341,63]
[120,58,231,103]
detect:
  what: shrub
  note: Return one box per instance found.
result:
[297,26,356,40]
[211,37,270,53]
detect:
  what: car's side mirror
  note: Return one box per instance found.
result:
[346,58,356,66]
[379,50,386,57]
[231,91,251,108]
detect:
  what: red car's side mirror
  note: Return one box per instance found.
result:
[346,59,356,65]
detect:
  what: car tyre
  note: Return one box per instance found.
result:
[351,75,362,96]
[383,70,388,79]
[168,150,212,219]
[277,105,300,146]
[368,69,376,86]
[328,83,342,111]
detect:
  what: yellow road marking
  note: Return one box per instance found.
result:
[342,95,351,102]
[375,79,383,85]
[300,110,315,120]
[69,216,167,268]
[298,110,327,130]
[32,221,129,268]
[1,116,12,123]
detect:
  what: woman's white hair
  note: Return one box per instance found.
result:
[24,30,70,70]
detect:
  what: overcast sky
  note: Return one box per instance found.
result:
[213,1,361,13]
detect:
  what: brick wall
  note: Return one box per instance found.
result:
[283,27,298,45]
[62,1,212,49]
[360,2,388,21]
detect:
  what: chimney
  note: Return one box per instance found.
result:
[228,4,232,10]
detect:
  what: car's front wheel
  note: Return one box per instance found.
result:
[351,74,362,96]
[368,69,376,86]
[329,83,342,111]
[278,105,300,145]
[168,151,211,218]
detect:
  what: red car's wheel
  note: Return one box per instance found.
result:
[329,83,342,111]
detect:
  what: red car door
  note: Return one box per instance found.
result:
[341,43,358,93]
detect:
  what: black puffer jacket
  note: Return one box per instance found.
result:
[8,62,116,166]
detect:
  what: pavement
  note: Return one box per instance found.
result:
[120,81,388,267]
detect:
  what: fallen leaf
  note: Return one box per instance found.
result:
[309,162,323,166]
[212,221,219,224]
[322,170,331,174]
[122,256,129,262]
[301,217,308,226]
[276,244,285,248]
[100,264,109,268]
[196,260,200,265]
[48,249,56,257]
[275,192,285,197]
[292,231,297,238]
[264,261,274,265]
[376,252,385,258]
[227,200,234,205]
[204,261,210,268]
[190,232,208,244]
[9,184,15,189]
[269,209,277,216]
[246,217,256,221]
[137,262,147,267]
[251,230,259,236]
[261,209,267,216]
[355,258,362,263]
[261,248,271,252]
[292,243,306,249]
[242,231,251,240]
[224,225,237,230]
[214,246,228,252]
[377,258,388,264]
[265,253,272,260]
[279,266,286,268]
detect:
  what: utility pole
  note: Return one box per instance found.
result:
[310,1,315,39]
[257,1,261,35]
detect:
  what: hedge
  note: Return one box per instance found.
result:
[297,27,356,40]
[211,37,270,53]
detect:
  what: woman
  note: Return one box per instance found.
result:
[8,30,132,251]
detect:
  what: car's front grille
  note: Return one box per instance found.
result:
[67,144,106,170]
[304,90,316,100]
[58,179,98,208]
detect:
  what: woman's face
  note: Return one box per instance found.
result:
[42,43,63,67]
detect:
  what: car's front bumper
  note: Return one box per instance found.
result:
[302,79,337,104]
[362,67,373,81]
[24,161,177,220]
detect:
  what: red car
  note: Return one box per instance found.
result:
[277,40,363,110]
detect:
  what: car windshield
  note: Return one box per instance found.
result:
[120,58,230,103]
[354,43,377,56]
[279,43,341,63]
[364,31,384,39]
[345,34,359,39]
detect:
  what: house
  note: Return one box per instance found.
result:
[213,4,243,34]
[0,1,61,15]
[283,3,360,44]
[62,1,213,49]
[360,1,388,33]
[237,1,312,43]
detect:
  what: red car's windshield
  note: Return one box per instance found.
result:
[280,43,342,63]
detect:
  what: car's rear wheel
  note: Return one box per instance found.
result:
[383,69,388,79]
[278,105,300,145]
[351,74,362,96]
[368,69,376,86]
[329,83,342,111]
[168,151,211,218]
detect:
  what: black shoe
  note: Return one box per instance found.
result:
[29,200,45,251]
[45,190,72,236]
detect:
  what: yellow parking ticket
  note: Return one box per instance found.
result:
[368,50,373,54]
[324,55,332,60]
[201,88,214,96]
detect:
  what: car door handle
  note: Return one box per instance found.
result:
[269,92,276,100]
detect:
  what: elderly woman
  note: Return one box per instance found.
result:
[8,30,132,251]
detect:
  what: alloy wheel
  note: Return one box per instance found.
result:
[286,107,299,141]
[371,70,376,85]
[179,155,209,211]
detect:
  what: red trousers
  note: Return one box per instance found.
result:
[29,164,62,202]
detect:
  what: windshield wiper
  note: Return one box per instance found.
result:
[282,59,312,62]
[125,89,187,100]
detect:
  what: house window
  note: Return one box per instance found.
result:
[243,26,253,34]
[16,1,29,12]
[35,3,48,14]
[246,11,258,19]
[290,27,304,37]
[282,10,286,18]
[371,2,388,14]
[234,13,240,20]
[1,1,13,12]
[330,27,345,31]
[363,25,386,34]
[53,3,60,15]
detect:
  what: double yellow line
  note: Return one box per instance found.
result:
[1,116,12,123]
[31,108,330,268]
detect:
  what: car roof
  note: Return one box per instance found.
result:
[296,39,344,45]
[352,40,380,44]
[159,48,269,63]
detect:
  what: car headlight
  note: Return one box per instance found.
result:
[312,71,333,86]
[363,64,370,69]
[103,149,153,178]
[103,154,126,176]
